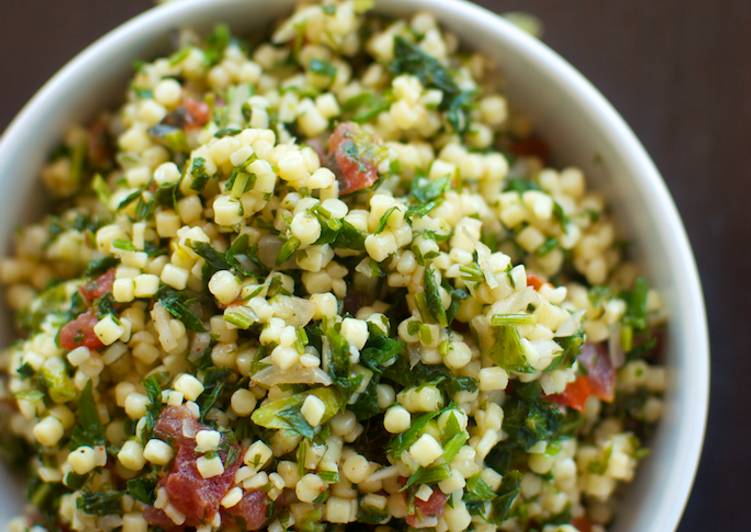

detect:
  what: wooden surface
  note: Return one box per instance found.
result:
[1,1,749,529]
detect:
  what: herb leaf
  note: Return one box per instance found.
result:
[76,491,122,516]
[68,381,105,449]
[423,266,447,327]
[157,286,206,332]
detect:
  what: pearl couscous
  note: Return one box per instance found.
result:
[0,1,666,531]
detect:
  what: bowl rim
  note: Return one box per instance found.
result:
[0,0,709,529]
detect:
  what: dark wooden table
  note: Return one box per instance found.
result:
[1,1,749,529]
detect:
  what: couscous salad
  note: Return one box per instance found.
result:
[0,1,666,530]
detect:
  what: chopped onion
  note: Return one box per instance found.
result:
[252,365,332,387]
[271,295,314,326]
[258,234,282,269]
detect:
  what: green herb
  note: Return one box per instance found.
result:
[112,238,135,251]
[190,157,212,191]
[390,36,472,133]
[204,24,232,65]
[311,205,366,251]
[83,256,118,277]
[16,363,34,379]
[252,387,344,431]
[504,177,540,193]
[76,491,122,516]
[126,476,157,505]
[132,86,153,99]
[342,92,391,123]
[387,406,447,460]
[15,390,44,401]
[277,406,316,439]
[358,504,389,525]
[401,463,450,491]
[97,293,117,318]
[224,306,257,329]
[190,241,233,275]
[168,47,191,66]
[552,201,570,228]
[199,368,229,420]
[318,470,339,483]
[157,286,206,332]
[350,377,381,421]
[536,237,558,256]
[140,372,167,441]
[360,326,404,374]
[489,325,531,373]
[374,206,398,234]
[91,173,111,205]
[493,382,564,461]
[149,125,190,153]
[423,266,447,327]
[459,262,484,283]
[214,127,242,138]
[276,236,301,264]
[407,175,451,219]
[40,357,76,405]
[135,196,156,221]
[489,470,521,523]
[464,475,497,503]
[117,190,141,210]
[308,58,337,78]
[623,277,649,330]
[63,471,87,490]
[446,90,474,133]
[490,313,536,326]
[546,329,584,372]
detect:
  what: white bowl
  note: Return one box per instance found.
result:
[0,0,709,530]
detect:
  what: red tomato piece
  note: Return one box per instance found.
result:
[184,97,210,129]
[526,272,545,290]
[224,490,269,531]
[79,268,115,302]
[547,376,592,412]
[405,489,448,527]
[546,342,615,410]
[59,310,104,351]
[149,405,242,527]
[143,507,181,531]
[154,405,203,444]
[572,516,593,532]
[327,122,380,195]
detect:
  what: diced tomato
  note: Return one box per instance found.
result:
[59,310,104,351]
[547,376,592,411]
[154,405,202,443]
[526,272,545,290]
[143,507,181,531]
[405,489,448,527]
[546,342,615,411]
[78,268,115,302]
[183,97,210,129]
[147,405,242,527]
[571,516,593,532]
[224,490,269,531]
[510,135,550,161]
[327,122,381,195]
